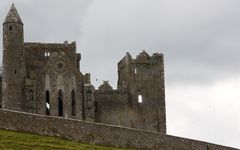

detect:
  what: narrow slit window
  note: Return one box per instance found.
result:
[134,68,137,74]
[138,95,143,103]
[9,26,12,31]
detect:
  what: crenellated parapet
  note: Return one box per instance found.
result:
[83,73,91,84]
[117,51,164,91]
[134,50,163,65]
[98,81,113,92]
[117,52,133,70]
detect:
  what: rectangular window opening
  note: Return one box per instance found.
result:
[138,95,143,103]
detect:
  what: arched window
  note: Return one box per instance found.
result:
[58,89,64,116]
[71,90,76,116]
[46,90,50,115]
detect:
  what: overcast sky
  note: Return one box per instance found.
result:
[1,0,240,148]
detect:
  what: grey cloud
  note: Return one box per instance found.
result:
[77,0,240,87]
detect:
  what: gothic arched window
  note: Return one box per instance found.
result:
[58,89,64,116]
[46,90,50,115]
[71,90,76,116]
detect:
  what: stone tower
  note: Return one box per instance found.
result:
[2,4,26,111]
[117,51,166,133]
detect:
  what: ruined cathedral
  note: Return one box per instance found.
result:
[1,4,166,133]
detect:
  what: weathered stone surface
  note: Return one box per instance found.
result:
[98,81,113,92]
[83,73,95,121]
[1,4,167,134]
[2,3,26,111]
[2,4,83,120]
[94,51,166,133]
[0,75,2,108]
[0,109,237,150]
[4,4,22,24]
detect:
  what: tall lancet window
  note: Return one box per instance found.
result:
[46,90,50,115]
[71,90,76,116]
[58,89,64,116]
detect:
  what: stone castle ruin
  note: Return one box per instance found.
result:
[0,4,238,149]
[0,4,166,134]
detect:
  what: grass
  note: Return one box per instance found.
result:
[0,129,137,150]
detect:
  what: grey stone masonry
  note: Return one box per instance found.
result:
[0,109,238,150]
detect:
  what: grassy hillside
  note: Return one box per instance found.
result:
[0,129,136,150]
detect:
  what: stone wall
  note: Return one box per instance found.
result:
[116,51,166,133]
[24,42,79,74]
[0,76,2,108]
[95,90,132,126]
[95,88,161,131]
[0,109,237,150]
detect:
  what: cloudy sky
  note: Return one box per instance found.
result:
[1,0,240,148]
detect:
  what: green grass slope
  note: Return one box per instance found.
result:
[0,129,136,150]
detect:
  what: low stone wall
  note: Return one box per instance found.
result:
[0,109,237,150]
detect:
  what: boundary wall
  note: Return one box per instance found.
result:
[0,109,237,150]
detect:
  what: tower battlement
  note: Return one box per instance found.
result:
[118,51,163,71]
